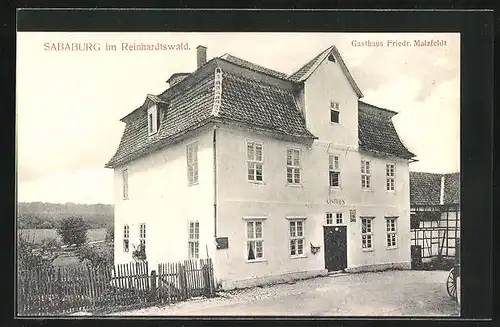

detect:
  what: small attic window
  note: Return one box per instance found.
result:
[147,105,159,136]
[328,53,336,63]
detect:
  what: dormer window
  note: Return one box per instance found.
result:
[147,105,158,136]
[330,101,340,123]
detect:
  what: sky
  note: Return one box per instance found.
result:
[17,32,460,204]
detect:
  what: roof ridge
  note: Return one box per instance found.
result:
[359,101,398,115]
[288,45,333,79]
[219,53,288,79]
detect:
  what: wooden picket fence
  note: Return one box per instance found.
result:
[17,258,216,316]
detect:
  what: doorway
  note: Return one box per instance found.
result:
[323,225,347,272]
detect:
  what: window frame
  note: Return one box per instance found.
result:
[361,217,374,251]
[147,105,158,136]
[386,163,396,192]
[326,212,344,225]
[186,141,199,186]
[123,224,130,252]
[385,217,398,249]
[122,169,129,200]
[289,218,306,258]
[188,221,200,259]
[330,101,340,123]
[286,148,302,186]
[246,140,264,183]
[329,154,341,188]
[245,219,265,262]
[139,223,146,251]
[361,159,372,190]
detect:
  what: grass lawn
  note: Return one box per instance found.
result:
[18,228,107,244]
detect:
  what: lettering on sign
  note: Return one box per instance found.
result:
[350,209,356,222]
[326,199,346,205]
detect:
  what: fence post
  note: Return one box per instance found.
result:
[149,270,157,302]
[178,263,187,300]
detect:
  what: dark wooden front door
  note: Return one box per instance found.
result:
[323,225,347,272]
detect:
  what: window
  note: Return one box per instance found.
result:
[123,225,130,252]
[246,221,264,261]
[326,213,343,225]
[329,154,340,187]
[186,142,199,185]
[139,223,146,251]
[361,159,371,190]
[286,149,301,185]
[188,221,200,259]
[386,218,397,248]
[147,105,158,136]
[386,163,395,191]
[361,217,374,250]
[247,141,263,182]
[122,169,128,199]
[330,101,340,123]
[289,219,305,257]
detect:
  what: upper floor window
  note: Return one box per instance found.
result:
[186,142,199,186]
[361,159,371,190]
[122,169,129,199]
[247,141,263,182]
[147,105,159,136]
[329,154,340,188]
[188,221,200,259]
[330,101,340,123]
[386,163,395,191]
[286,149,301,185]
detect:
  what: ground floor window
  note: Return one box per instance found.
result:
[246,220,264,261]
[386,217,398,248]
[123,224,129,252]
[361,217,374,250]
[326,212,343,225]
[289,219,305,257]
[188,221,200,259]
[139,223,146,251]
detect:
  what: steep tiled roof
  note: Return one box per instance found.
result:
[443,172,460,204]
[288,46,363,98]
[358,101,415,159]
[220,54,288,80]
[105,59,315,168]
[218,71,314,138]
[409,172,442,205]
[409,172,461,206]
[288,47,331,82]
[106,73,215,167]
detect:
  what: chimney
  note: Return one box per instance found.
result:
[439,175,445,205]
[196,45,207,69]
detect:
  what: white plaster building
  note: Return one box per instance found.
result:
[105,45,416,290]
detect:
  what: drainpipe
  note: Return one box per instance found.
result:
[213,124,218,240]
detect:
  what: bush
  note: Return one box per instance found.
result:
[105,225,114,242]
[76,243,113,269]
[56,216,88,246]
[132,243,147,262]
[39,220,53,229]
[17,233,61,270]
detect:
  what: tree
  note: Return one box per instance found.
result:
[105,225,114,242]
[17,234,61,270]
[56,216,88,246]
[39,220,53,229]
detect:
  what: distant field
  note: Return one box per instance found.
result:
[18,228,107,244]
